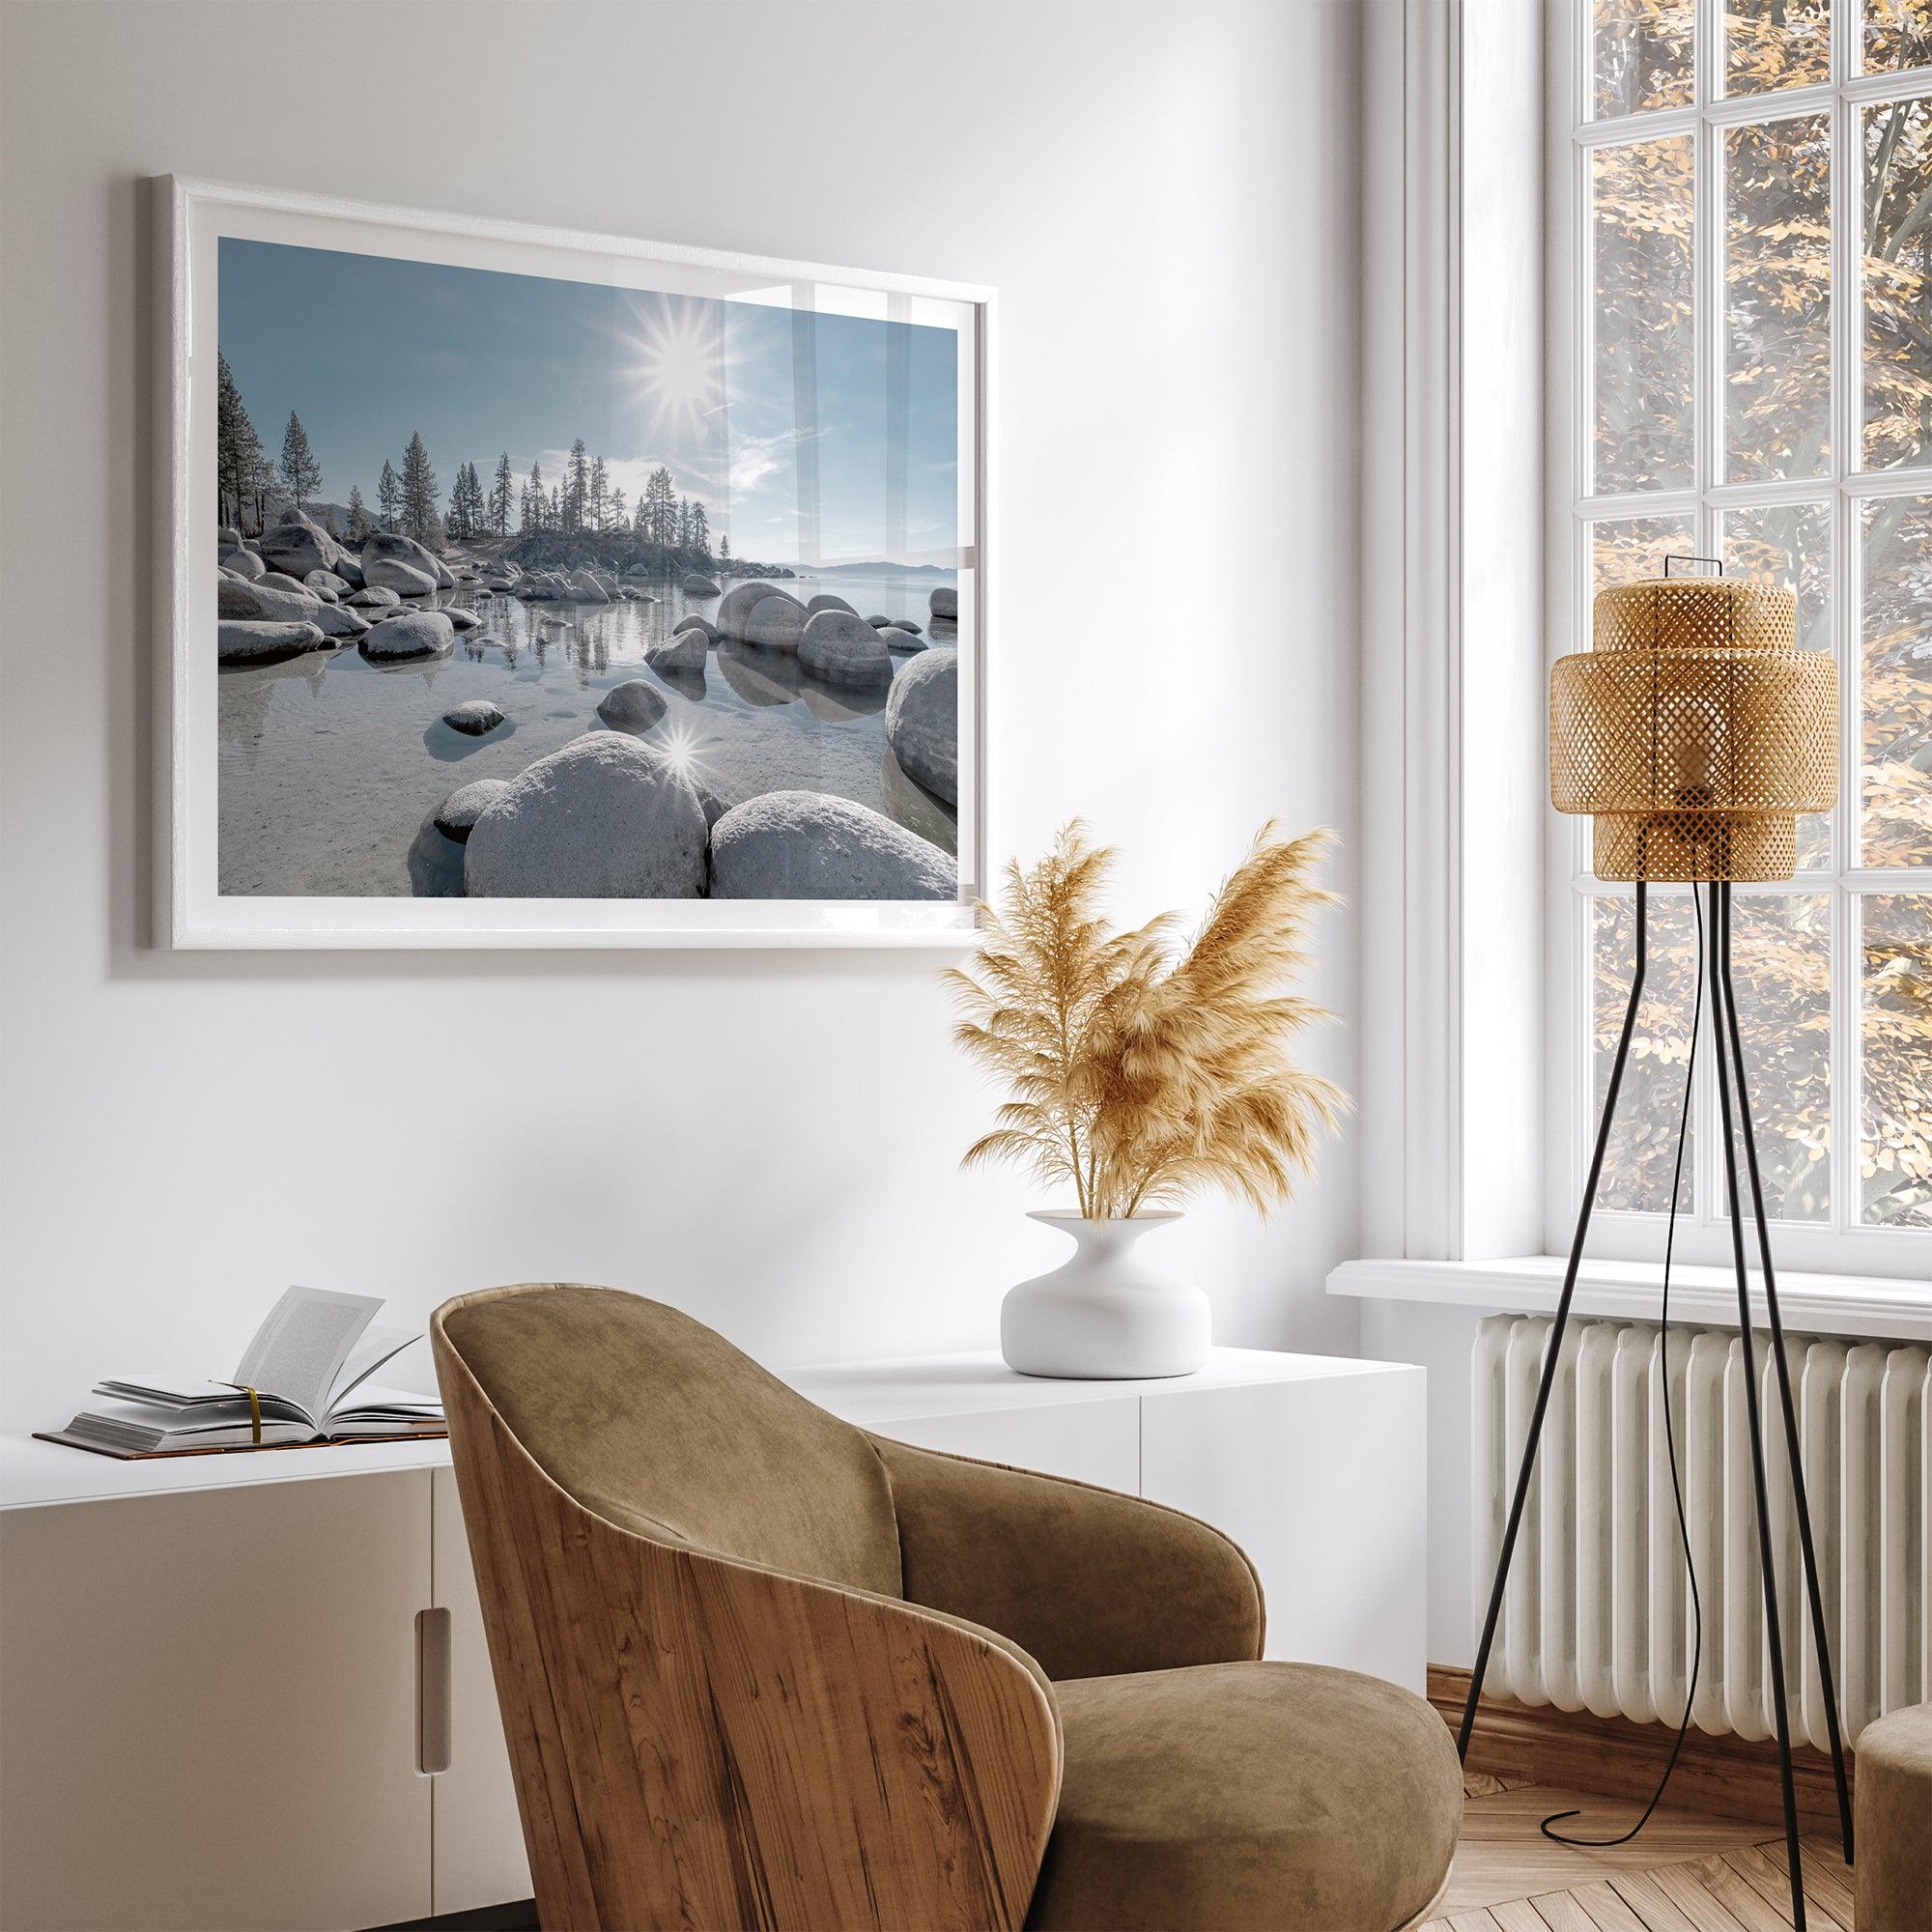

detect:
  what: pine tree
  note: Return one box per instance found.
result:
[644,466,677,549]
[633,495,648,536]
[490,452,513,537]
[278,412,322,515]
[448,460,483,540]
[588,455,609,533]
[400,431,439,545]
[215,351,265,532]
[610,486,627,530]
[676,497,692,549]
[565,439,589,533]
[524,459,544,534]
[719,532,731,563]
[379,459,401,533]
[347,484,371,539]
[550,484,562,530]
[689,497,709,555]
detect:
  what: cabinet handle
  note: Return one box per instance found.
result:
[415,1607,452,1776]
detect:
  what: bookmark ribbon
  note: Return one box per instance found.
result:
[220,1382,264,1446]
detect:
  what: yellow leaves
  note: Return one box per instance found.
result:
[950,821,1346,1221]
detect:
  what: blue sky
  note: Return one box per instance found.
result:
[218,239,960,566]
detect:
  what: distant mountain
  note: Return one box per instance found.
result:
[807,560,954,577]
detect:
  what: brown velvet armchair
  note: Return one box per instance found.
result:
[432,1283,1461,1931]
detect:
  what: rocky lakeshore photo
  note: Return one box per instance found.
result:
[211,234,972,913]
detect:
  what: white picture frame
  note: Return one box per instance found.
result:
[155,174,993,949]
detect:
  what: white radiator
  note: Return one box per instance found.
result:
[1472,1314,1931,1747]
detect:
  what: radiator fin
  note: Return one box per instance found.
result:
[1473,1315,1931,1745]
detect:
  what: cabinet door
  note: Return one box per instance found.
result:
[431,1465,532,1915]
[0,1472,432,1932]
[869,1397,1140,1492]
[1139,1370,1428,1691]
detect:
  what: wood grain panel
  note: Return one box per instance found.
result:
[434,1313,1062,1932]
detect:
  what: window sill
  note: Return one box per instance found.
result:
[1326,1256,1932,1344]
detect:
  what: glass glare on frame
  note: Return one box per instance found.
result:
[1725,115,1833,484]
[1593,0,1695,117]
[1728,0,1833,94]
[1722,501,1834,867]
[1592,892,1701,1215]
[1862,98,1932,473]
[1595,136,1697,495]
[1722,894,1833,1222]
[1861,495,1932,868]
[1861,892,1932,1228]
[1864,0,1932,73]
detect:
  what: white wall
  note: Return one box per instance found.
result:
[0,0,1364,1432]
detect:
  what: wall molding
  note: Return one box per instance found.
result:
[1431,1663,1855,1838]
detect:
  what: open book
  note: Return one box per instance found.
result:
[42,1288,444,1458]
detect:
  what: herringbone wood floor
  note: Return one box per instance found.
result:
[1423,1774,1859,1931]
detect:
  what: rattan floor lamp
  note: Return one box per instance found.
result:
[1456,565,1853,1932]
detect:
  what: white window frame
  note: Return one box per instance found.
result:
[1545,0,1932,1281]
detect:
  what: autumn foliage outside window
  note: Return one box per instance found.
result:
[1579,0,1932,1236]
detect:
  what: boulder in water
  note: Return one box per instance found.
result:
[220,548,266,581]
[258,520,341,581]
[442,698,505,736]
[673,614,721,644]
[644,629,707,672]
[879,626,926,655]
[363,554,439,596]
[716,580,804,642]
[464,734,707,898]
[347,585,401,609]
[596,680,668,730]
[360,610,455,662]
[445,607,483,631]
[681,574,722,596]
[304,570,350,600]
[799,609,894,686]
[259,570,310,595]
[743,594,807,651]
[806,592,859,617]
[709,791,953,901]
[219,575,319,624]
[218,619,328,665]
[433,778,511,842]
[885,648,958,805]
[929,585,959,620]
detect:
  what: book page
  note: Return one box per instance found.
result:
[233,1287,383,1425]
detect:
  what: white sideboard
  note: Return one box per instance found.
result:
[0,1346,1424,1932]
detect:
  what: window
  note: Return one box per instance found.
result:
[1562,0,1932,1271]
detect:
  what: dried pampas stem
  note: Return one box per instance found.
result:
[949,820,1347,1220]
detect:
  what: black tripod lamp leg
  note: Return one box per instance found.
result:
[1459,884,1650,1763]
[1716,890,1856,1864]
[1711,883,1806,1931]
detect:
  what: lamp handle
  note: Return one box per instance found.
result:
[1662,554,1724,578]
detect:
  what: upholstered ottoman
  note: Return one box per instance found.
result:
[1856,1701,1932,1932]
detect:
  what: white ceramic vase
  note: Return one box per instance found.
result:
[1000,1210,1209,1379]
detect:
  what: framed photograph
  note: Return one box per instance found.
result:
[156,175,990,948]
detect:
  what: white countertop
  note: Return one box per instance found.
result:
[1,1345,1400,1511]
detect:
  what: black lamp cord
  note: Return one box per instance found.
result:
[1540,883,1706,1849]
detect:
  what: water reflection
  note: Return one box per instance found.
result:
[219,569,961,896]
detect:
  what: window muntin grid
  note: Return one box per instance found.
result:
[1574,0,1932,1245]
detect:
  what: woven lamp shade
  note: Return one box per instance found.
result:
[1549,577,1837,883]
